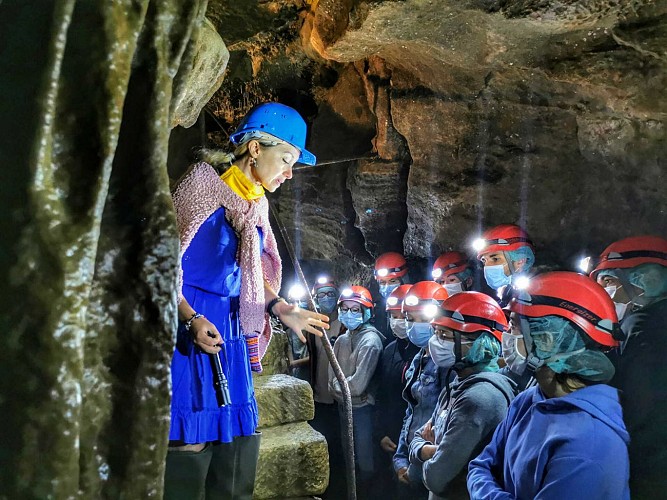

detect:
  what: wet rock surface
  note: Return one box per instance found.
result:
[255,421,328,499]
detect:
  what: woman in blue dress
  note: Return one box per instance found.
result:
[165,103,330,499]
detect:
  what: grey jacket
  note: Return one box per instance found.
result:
[328,324,383,407]
[409,371,517,499]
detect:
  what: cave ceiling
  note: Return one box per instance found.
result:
[202,0,667,284]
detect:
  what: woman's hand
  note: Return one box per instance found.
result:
[274,301,329,342]
[190,316,223,354]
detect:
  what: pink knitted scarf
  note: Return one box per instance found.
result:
[172,162,282,361]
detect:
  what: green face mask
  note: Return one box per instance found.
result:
[629,264,667,299]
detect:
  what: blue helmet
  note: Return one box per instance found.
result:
[229,102,316,166]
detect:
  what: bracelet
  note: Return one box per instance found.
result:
[267,297,287,319]
[184,312,204,331]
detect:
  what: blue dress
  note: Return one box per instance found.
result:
[169,207,260,444]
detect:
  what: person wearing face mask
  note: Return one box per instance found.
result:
[498,311,538,392]
[392,281,452,495]
[328,286,384,496]
[590,235,667,498]
[409,292,517,499]
[431,251,475,296]
[468,272,629,500]
[374,252,410,342]
[474,224,535,307]
[374,285,420,496]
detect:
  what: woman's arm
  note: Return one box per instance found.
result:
[178,297,222,354]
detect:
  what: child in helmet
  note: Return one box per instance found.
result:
[591,235,667,498]
[468,272,630,499]
[374,251,410,341]
[328,286,384,495]
[474,224,535,306]
[168,103,329,499]
[392,281,452,494]
[409,292,517,499]
[431,251,475,296]
[375,285,420,494]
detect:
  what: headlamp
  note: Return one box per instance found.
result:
[341,288,354,298]
[377,268,389,278]
[387,296,399,307]
[578,257,591,273]
[432,268,443,279]
[317,276,328,284]
[423,304,439,318]
[288,284,306,300]
[472,238,487,252]
[404,295,419,306]
[514,276,531,290]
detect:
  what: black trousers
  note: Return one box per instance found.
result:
[164,433,261,500]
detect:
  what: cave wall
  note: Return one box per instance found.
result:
[0,1,213,497]
[205,0,667,289]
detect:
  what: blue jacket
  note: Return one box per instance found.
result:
[467,384,630,500]
[393,349,451,474]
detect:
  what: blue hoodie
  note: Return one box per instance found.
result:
[467,384,630,500]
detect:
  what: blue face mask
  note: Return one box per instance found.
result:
[379,283,400,299]
[407,321,433,347]
[484,264,511,290]
[428,335,456,368]
[339,310,364,331]
[317,296,337,314]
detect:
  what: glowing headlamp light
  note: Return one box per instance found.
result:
[423,304,439,318]
[472,238,487,252]
[432,268,443,279]
[578,257,591,273]
[376,268,389,278]
[386,296,399,307]
[404,295,419,306]
[288,284,306,300]
[341,288,354,298]
[514,276,531,290]
[317,276,328,284]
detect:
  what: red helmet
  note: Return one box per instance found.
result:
[432,251,470,281]
[338,285,374,310]
[431,292,508,342]
[311,275,338,295]
[591,235,667,279]
[386,284,412,312]
[375,252,408,280]
[402,281,449,316]
[508,271,622,348]
[475,224,533,260]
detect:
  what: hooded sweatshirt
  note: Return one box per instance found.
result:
[328,323,383,407]
[409,371,517,499]
[467,384,630,500]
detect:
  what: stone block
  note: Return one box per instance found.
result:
[254,422,329,500]
[255,375,315,428]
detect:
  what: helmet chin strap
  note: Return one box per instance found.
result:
[453,331,468,371]
[520,317,543,374]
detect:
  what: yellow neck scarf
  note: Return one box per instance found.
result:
[220,165,265,201]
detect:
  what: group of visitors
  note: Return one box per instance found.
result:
[164,101,666,499]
